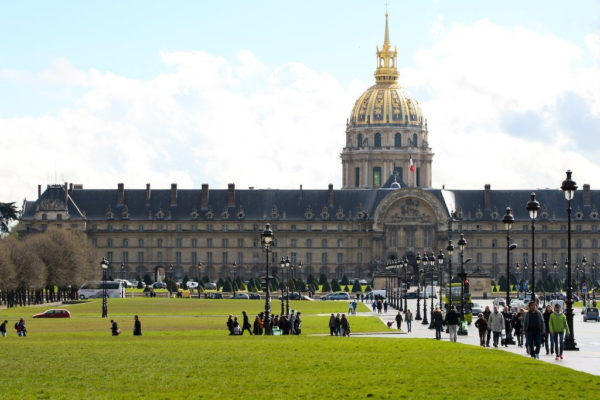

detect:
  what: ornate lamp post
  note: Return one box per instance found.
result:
[297,261,303,299]
[422,254,430,326]
[197,262,203,297]
[437,250,444,314]
[120,262,126,280]
[592,262,597,301]
[561,170,578,350]
[100,257,109,318]
[542,261,547,307]
[232,262,237,297]
[582,256,588,305]
[261,223,274,335]
[526,193,540,302]
[415,253,422,320]
[284,256,291,315]
[446,240,454,309]
[402,256,409,312]
[458,234,467,323]
[503,207,517,309]
[279,257,286,316]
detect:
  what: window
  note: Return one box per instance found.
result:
[122,251,129,263]
[560,225,566,232]
[322,224,327,232]
[157,239,163,248]
[191,251,197,264]
[57,214,62,221]
[541,239,547,249]
[176,224,182,232]
[322,239,327,248]
[207,238,213,248]
[191,224,197,232]
[306,252,312,265]
[291,252,297,264]
[176,252,182,265]
[192,239,197,248]
[234,238,242,248]
[107,239,113,248]
[357,133,363,148]
[137,252,143,263]
[306,239,312,248]
[207,224,213,231]
[138,238,143,247]
[423,230,431,248]
[207,252,213,264]
[222,252,228,264]
[337,239,343,248]
[291,225,297,232]
[138,225,144,231]
[42,213,47,221]
[576,225,582,232]
[476,253,482,264]
[357,253,363,264]
[393,167,402,182]
[107,224,113,232]
[373,167,382,187]
[593,239,598,249]
[358,239,363,248]
[92,238,98,247]
[157,252,163,263]
[523,239,529,248]
[291,239,297,248]
[394,132,402,148]
[157,224,162,232]
[306,224,312,232]
[374,132,381,148]
[576,239,582,249]
[355,167,360,187]
[522,253,528,264]
[416,168,420,186]
[337,224,343,232]
[253,253,259,263]
[492,239,498,248]
[237,252,243,264]
[321,253,328,265]
[337,253,343,265]
[522,225,528,232]
[222,224,228,232]
[175,238,182,248]
[560,239,566,248]
[476,239,482,248]
[122,224,128,231]
[492,253,498,266]
[122,239,128,248]
[412,133,418,147]
[107,252,113,262]
[389,229,397,248]
[222,238,229,248]
[406,230,415,248]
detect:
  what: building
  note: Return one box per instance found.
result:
[19,15,600,286]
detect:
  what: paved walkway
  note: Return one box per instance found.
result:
[353,299,600,376]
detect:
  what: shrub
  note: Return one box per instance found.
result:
[143,273,153,285]
[365,285,372,292]
[319,273,328,285]
[341,275,350,285]
[331,279,341,292]
[344,285,350,292]
[307,274,315,285]
[222,279,233,292]
[321,280,331,292]
[352,280,362,293]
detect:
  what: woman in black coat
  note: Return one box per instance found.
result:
[133,315,142,336]
[432,308,444,340]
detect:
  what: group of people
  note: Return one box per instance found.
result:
[328,313,351,336]
[227,310,302,336]
[394,310,413,332]
[474,301,570,360]
[371,299,389,314]
[0,318,27,337]
[110,315,142,336]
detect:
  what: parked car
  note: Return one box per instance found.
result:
[204,282,218,290]
[186,281,199,289]
[278,292,302,300]
[115,279,134,288]
[583,307,599,322]
[152,282,167,289]
[206,292,223,299]
[33,309,71,318]
[248,293,261,300]
[320,292,350,301]
[232,293,249,299]
[359,279,368,285]
[471,303,483,316]
[403,292,418,299]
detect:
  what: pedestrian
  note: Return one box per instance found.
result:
[372,300,377,312]
[348,301,353,314]
[294,312,302,335]
[474,313,488,347]
[110,319,120,336]
[253,316,260,335]
[352,299,358,315]
[395,311,403,330]
[15,318,27,337]
[241,311,253,335]
[133,315,142,336]
[289,311,296,334]
[227,315,234,335]
[376,300,383,314]
[502,307,512,347]
[0,320,7,337]
[488,306,504,348]
[542,304,553,355]
[329,313,336,336]
[444,306,459,342]
[549,303,569,360]
[432,307,444,340]
[405,310,413,332]
[512,310,524,347]
[483,305,492,347]
[257,312,264,335]
[340,314,350,336]
[335,313,342,336]
[383,300,388,313]
[523,301,545,359]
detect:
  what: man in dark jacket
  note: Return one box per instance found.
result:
[482,305,492,347]
[133,315,142,336]
[241,311,253,335]
[395,311,403,330]
[523,301,545,359]
[432,308,444,340]
[444,306,460,342]
[227,315,234,335]
[110,320,120,336]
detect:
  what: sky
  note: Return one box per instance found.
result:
[2,0,600,203]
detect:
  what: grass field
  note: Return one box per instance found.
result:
[1,299,599,400]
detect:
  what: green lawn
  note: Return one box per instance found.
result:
[1,299,598,399]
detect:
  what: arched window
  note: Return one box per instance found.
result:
[394,133,402,148]
[412,133,418,147]
[357,134,363,148]
[374,133,381,148]
[373,167,382,187]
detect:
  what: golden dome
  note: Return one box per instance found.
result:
[348,14,425,128]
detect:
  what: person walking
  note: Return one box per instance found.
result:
[548,303,569,360]
[335,313,342,336]
[352,299,358,315]
[512,309,524,347]
[474,313,488,347]
[432,307,444,340]
[376,300,383,314]
[329,313,336,336]
[395,311,403,330]
[383,300,388,313]
[523,301,545,359]
[488,306,504,348]
[405,310,413,333]
[294,312,302,335]
[133,315,142,336]
[444,306,460,342]
[110,320,120,336]
[371,300,377,312]
[289,311,296,335]
[542,304,553,355]
[483,305,492,347]
[15,318,27,337]
[340,314,350,336]
[241,311,253,335]
[227,315,234,335]
[0,320,7,337]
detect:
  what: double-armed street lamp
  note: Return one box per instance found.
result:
[592,262,597,301]
[261,223,274,335]
[446,240,454,309]
[280,256,291,315]
[503,207,518,311]
[232,261,238,297]
[526,193,541,302]
[100,257,109,318]
[561,170,578,350]
[457,234,472,335]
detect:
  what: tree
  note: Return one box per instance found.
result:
[365,285,372,292]
[319,273,328,285]
[344,285,350,292]
[352,280,362,293]
[331,279,341,292]
[307,274,315,285]
[321,280,331,292]
[341,275,350,285]
[143,273,153,285]
[498,276,508,292]
[0,202,18,233]
[222,279,233,293]
[182,275,189,289]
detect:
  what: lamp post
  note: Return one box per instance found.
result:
[561,170,578,350]
[197,262,203,297]
[297,261,303,299]
[582,256,588,305]
[100,257,109,318]
[592,262,597,301]
[447,240,454,309]
[415,253,422,320]
[120,262,125,280]
[458,234,467,323]
[526,193,540,303]
[285,256,291,315]
[542,260,547,307]
[421,265,428,325]
[553,260,558,298]
[279,257,286,316]
[437,250,445,314]
[503,207,517,310]
[523,261,528,297]
[232,261,237,298]
[402,256,409,312]
[261,223,274,335]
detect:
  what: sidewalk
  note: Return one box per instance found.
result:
[357,299,600,376]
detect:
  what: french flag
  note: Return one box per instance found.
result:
[409,155,414,173]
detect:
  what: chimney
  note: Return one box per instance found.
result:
[64,182,68,203]
[328,183,334,206]
[73,184,83,190]
[583,184,591,207]
[38,184,41,199]
[201,184,209,210]
[170,183,178,207]
[484,184,491,210]
[300,184,303,200]
[117,183,125,205]
[227,183,235,207]
[69,183,73,193]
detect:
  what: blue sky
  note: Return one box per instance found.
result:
[2,1,600,201]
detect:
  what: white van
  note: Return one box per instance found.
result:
[79,281,125,299]
[364,290,387,299]
[493,298,506,308]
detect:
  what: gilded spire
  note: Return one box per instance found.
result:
[375,12,399,84]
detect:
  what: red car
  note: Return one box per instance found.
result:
[33,309,71,318]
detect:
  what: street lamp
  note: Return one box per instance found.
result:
[402,256,409,312]
[232,261,237,297]
[261,223,274,335]
[553,260,558,296]
[120,262,125,280]
[582,256,588,305]
[458,234,467,323]
[526,193,540,302]
[100,257,109,318]
[561,170,578,350]
[279,257,286,316]
[284,256,291,315]
[592,262,597,301]
[415,253,422,320]
[446,240,454,309]
[542,260,547,307]
[197,262,203,297]
[437,250,445,314]
[422,254,429,326]
[503,207,517,310]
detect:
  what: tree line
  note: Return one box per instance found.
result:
[0,229,98,308]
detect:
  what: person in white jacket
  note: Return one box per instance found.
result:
[488,306,505,348]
